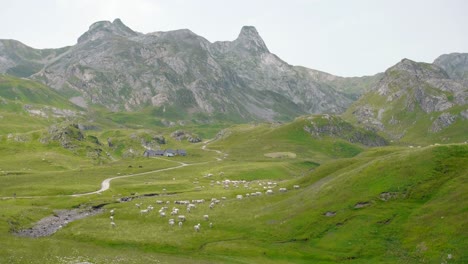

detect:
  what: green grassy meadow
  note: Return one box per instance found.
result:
[0,115,466,263]
[0,75,466,263]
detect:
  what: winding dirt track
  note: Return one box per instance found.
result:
[1,140,224,199]
[71,160,191,197]
[73,139,225,197]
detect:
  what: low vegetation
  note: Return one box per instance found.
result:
[0,75,466,263]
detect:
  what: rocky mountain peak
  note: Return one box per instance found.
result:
[77,18,139,43]
[233,26,269,54]
[388,58,448,79]
[433,53,468,80]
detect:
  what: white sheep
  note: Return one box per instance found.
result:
[279,188,287,193]
[178,215,186,222]
[203,215,209,221]
[266,189,273,195]
[110,221,116,228]
[178,221,183,227]
[110,216,114,221]
[209,222,213,228]
[236,194,243,200]
[293,185,300,189]
[194,223,201,232]
[140,209,149,215]
[110,209,115,215]
[168,219,175,227]
[160,212,166,217]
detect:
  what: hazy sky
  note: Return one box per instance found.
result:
[1,0,466,77]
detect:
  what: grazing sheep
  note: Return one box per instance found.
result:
[110,221,116,228]
[110,216,114,221]
[194,223,201,232]
[209,203,215,209]
[135,203,142,208]
[160,212,166,217]
[209,222,213,228]
[178,221,183,227]
[110,209,115,215]
[156,200,163,204]
[293,185,300,190]
[279,188,288,193]
[236,194,243,200]
[266,189,273,195]
[140,209,149,215]
[203,215,209,221]
[171,208,179,215]
[169,219,175,227]
[178,215,186,222]
[221,197,226,200]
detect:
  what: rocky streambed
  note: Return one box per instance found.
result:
[15,208,103,238]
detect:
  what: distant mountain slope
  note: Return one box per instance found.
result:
[0,40,69,77]
[0,74,83,133]
[433,52,468,80]
[343,58,468,144]
[0,19,376,122]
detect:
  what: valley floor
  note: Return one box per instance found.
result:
[0,138,467,264]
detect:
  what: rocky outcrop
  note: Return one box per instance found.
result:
[44,124,84,148]
[303,115,388,147]
[170,130,201,143]
[430,113,457,133]
[345,58,467,141]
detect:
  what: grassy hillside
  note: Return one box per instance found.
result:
[0,76,465,263]
[0,136,465,263]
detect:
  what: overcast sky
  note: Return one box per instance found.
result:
[0,0,466,77]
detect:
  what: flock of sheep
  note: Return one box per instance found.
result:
[107,173,300,233]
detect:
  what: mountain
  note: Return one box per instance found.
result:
[433,52,468,80]
[0,19,372,122]
[0,39,69,77]
[343,57,468,144]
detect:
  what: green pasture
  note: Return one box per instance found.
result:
[0,111,466,263]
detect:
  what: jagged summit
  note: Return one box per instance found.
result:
[233,25,269,54]
[77,18,139,43]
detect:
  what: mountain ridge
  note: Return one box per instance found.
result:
[0,19,361,121]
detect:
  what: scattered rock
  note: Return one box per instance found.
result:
[324,211,336,217]
[380,192,398,201]
[187,135,202,143]
[354,202,371,209]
